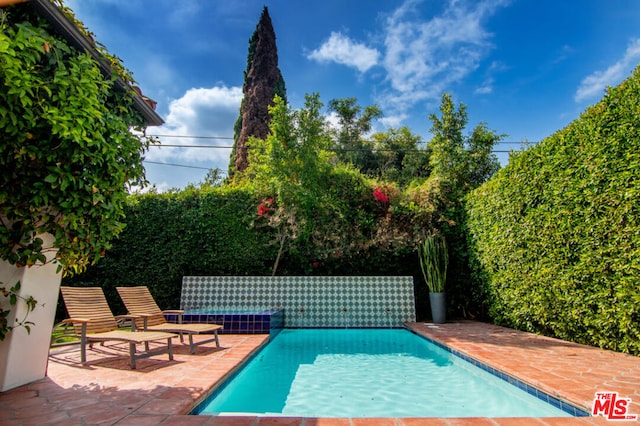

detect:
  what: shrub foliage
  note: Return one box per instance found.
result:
[466,66,640,355]
[0,6,150,273]
[63,92,501,323]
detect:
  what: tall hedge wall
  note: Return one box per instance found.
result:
[61,186,275,315]
[466,66,640,355]
[62,181,427,319]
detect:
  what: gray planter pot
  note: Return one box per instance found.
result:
[429,292,446,324]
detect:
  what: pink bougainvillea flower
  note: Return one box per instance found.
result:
[257,203,269,216]
[257,197,275,215]
[373,187,389,204]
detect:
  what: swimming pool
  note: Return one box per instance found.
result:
[193,329,585,418]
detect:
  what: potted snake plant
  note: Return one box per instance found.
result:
[419,233,448,323]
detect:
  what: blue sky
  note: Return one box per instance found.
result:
[66,0,640,191]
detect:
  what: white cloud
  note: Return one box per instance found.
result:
[574,38,640,102]
[380,114,408,128]
[146,85,243,170]
[475,82,493,95]
[474,61,506,95]
[379,0,509,117]
[325,111,342,132]
[307,32,380,73]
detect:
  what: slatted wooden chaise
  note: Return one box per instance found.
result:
[59,286,177,369]
[116,286,222,354]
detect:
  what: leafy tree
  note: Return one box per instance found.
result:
[245,94,332,206]
[328,97,382,174]
[428,94,467,184]
[428,93,503,195]
[200,168,225,188]
[369,126,430,185]
[422,93,503,317]
[240,94,334,274]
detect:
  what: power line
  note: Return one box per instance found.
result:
[146,134,538,145]
[149,144,234,149]
[143,160,213,170]
[142,136,534,171]
[147,144,526,153]
[144,151,519,172]
[147,134,234,140]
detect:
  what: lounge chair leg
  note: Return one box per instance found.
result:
[144,341,150,352]
[129,342,137,369]
[80,324,87,363]
[168,338,174,361]
[189,334,195,354]
[215,331,219,348]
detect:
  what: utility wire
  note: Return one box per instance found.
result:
[147,144,525,153]
[147,134,537,145]
[143,160,212,170]
[147,134,234,140]
[150,144,524,153]
[150,144,233,149]
[142,136,535,170]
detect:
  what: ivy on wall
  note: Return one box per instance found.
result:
[0,8,150,274]
[1,3,154,340]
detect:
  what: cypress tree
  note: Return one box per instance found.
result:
[229,7,287,176]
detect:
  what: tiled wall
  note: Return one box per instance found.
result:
[181,276,416,327]
[164,309,283,334]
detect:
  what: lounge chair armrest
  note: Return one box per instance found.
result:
[115,314,143,331]
[162,310,184,324]
[61,317,89,324]
[115,314,142,320]
[60,318,88,339]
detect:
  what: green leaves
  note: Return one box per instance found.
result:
[419,234,448,293]
[0,281,38,341]
[467,65,640,355]
[0,13,148,274]
[0,2,152,338]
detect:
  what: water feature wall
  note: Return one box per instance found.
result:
[181,276,416,327]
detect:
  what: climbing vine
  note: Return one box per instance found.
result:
[0,3,152,339]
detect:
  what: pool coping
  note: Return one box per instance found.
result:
[406,326,590,417]
[405,321,640,421]
[3,321,637,424]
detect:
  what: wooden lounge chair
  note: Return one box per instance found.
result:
[116,286,222,354]
[59,286,177,369]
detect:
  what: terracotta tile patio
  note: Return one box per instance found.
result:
[0,321,638,424]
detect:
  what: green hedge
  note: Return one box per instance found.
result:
[61,185,275,316]
[466,66,640,355]
[62,178,429,319]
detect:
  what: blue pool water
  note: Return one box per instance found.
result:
[194,329,578,418]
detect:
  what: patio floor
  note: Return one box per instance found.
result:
[0,321,638,425]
